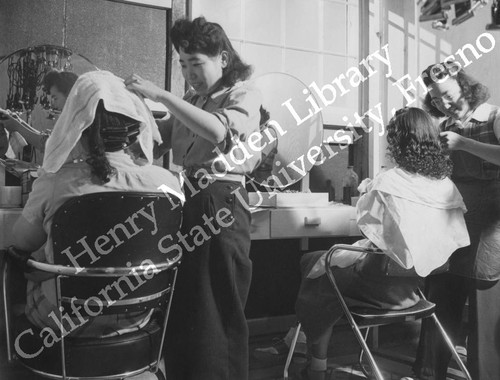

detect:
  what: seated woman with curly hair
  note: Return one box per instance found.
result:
[295,107,470,380]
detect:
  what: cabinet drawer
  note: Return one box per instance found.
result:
[270,207,357,238]
[250,209,271,240]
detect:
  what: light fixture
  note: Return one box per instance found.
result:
[0,45,73,113]
[422,11,448,21]
[420,0,445,21]
[433,15,450,29]
[486,0,500,29]
[452,0,488,25]
[420,0,452,28]
[452,0,473,25]
[441,0,470,9]
[420,0,493,29]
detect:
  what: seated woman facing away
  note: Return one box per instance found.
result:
[11,71,182,339]
[295,107,470,380]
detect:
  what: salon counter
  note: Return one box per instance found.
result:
[0,202,360,245]
[0,205,361,335]
[250,203,360,241]
[247,203,362,335]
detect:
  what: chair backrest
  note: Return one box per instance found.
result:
[50,191,183,315]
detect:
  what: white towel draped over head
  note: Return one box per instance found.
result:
[42,70,162,173]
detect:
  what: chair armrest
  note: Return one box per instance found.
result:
[324,243,383,268]
[325,243,444,278]
[6,246,32,272]
[25,250,182,277]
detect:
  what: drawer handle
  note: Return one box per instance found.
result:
[304,217,321,226]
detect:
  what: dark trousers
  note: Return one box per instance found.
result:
[296,250,420,344]
[414,273,500,380]
[165,180,252,380]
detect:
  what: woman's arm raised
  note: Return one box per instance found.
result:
[440,130,500,166]
[125,75,226,144]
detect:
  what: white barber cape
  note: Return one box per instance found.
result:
[308,167,470,279]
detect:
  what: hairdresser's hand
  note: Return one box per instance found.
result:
[125,74,164,102]
[0,112,19,133]
[0,124,9,158]
[440,131,466,151]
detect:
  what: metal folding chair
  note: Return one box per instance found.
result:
[284,244,471,380]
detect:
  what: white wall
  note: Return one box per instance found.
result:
[368,0,499,174]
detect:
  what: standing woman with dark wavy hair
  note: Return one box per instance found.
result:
[125,16,262,380]
[413,62,500,380]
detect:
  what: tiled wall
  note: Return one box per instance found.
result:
[0,0,168,87]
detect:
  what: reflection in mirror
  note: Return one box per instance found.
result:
[247,72,323,189]
[0,45,97,164]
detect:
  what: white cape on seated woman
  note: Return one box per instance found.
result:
[11,71,183,340]
[295,107,470,380]
[307,166,470,280]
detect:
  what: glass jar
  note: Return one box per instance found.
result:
[342,166,359,205]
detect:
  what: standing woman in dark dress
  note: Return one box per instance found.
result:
[414,62,500,380]
[125,17,262,380]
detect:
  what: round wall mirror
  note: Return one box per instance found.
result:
[247,72,323,189]
[0,45,97,163]
[0,45,97,126]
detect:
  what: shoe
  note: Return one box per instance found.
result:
[252,337,307,362]
[301,365,326,380]
[253,327,307,362]
[255,336,288,353]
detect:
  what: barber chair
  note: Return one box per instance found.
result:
[1,191,183,379]
[283,244,472,380]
